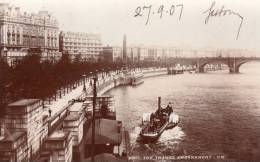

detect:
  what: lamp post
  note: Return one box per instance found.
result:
[91,73,98,162]
[82,74,86,92]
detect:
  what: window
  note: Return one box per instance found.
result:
[7,35,10,44]
[17,34,20,44]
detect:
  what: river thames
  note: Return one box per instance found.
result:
[105,63,260,161]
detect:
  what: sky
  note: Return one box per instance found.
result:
[3,0,260,51]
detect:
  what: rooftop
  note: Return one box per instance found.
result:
[8,99,40,107]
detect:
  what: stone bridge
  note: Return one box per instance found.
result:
[167,57,260,73]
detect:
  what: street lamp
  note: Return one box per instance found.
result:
[82,74,86,92]
[91,71,98,162]
[89,72,93,86]
[101,69,105,79]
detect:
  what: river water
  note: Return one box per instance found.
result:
[105,63,260,161]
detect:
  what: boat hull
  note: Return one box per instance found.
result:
[131,73,144,86]
[166,121,179,130]
[140,120,169,141]
[132,80,144,86]
[140,120,179,141]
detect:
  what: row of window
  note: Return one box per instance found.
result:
[68,52,101,55]
[7,30,58,37]
[64,47,101,50]
[3,17,57,27]
[63,44,101,48]
[63,39,100,43]
[6,37,57,47]
[6,34,57,40]
[63,41,101,45]
[63,35,100,39]
[4,23,58,32]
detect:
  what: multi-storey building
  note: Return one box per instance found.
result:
[148,48,157,61]
[0,3,60,66]
[156,48,163,60]
[129,46,139,62]
[59,31,102,61]
[125,45,148,62]
[102,46,122,62]
[162,48,170,58]
[139,46,149,61]
[126,47,132,62]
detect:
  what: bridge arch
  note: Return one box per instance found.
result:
[235,60,260,73]
[198,60,230,73]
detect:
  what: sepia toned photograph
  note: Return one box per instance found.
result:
[0,0,259,162]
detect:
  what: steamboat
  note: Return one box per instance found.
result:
[140,97,179,141]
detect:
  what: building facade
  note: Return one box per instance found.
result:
[102,46,122,62]
[139,46,149,61]
[128,46,139,62]
[148,48,157,61]
[156,48,163,60]
[0,3,60,66]
[59,31,102,61]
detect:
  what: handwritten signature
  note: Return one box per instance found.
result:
[203,1,244,40]
[134,4,183,25]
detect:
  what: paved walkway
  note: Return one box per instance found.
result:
[44,68,166,117]
[44,73,116,116]
[44,84,85,116]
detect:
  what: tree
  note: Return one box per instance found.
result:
[0,57,11,117]
[11,54,42,98]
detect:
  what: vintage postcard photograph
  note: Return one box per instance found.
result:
[0,0,259,162]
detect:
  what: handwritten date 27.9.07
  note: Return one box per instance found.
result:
[134,4,184,25]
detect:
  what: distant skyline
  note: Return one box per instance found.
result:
[3,0,260,51]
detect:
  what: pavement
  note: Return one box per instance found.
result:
[43,68,165,117]
[44,73,116,116]
[44,84,84,116]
